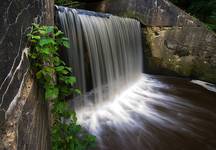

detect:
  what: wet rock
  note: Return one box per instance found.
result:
[165,40,190,57]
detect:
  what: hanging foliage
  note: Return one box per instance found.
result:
[27,24,96,150]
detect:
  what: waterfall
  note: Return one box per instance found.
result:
[57,6,143,106]
[56,6,216,150]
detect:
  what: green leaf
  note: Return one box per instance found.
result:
[61,37,68,41]
[38,29,47,35]
[39,38,56,46]
[55,31,64,36]
[41,47,51,55]
[45,86,59,100]
[60,76,76,85]
[66,76,76,84]
[30,39,37,43]
[60,37,70,48]
[32,23,39,29]
[55,66,70,75]
[53,58,66,67]
[44,66,55,74]
[59,86,72,96]
[54,101,67,114]
[27,33,32,38]
[36,70,44,79]
[47,26,54,33]
[62,40,70,48]
[70,111,77,123]
[32,35,41,40]
[29,53,37,59]
[55,66,65,72]
[64,66,72,72]
[74,89,81,95]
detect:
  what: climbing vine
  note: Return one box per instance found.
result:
[27,24,96,150]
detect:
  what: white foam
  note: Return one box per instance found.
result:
[191,80,216,93]
[77,75,214,139]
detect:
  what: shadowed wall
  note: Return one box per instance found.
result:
[0,0,54,149]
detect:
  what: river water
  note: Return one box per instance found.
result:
[76,74,216,150]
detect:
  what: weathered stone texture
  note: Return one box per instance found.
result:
[99,0,201,26]
[0,0,43,121]
[17,77,50,150]
[0,0,54,149]
[144,27,216,82]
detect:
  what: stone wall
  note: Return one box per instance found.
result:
[92,0,216,83]
[145,26,216,83]
[0,0,54,149]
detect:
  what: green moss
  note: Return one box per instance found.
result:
[143,26,216,83]
[192,59,216,83]
[162,55,193,76]
[162,55,216,83]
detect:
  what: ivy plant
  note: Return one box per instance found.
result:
[27,24,96,150]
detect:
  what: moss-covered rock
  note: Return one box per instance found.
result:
[192,59,216,83]
[163,55,194,77]
[143,26,216,84]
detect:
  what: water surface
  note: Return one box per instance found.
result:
[77,74,216,150]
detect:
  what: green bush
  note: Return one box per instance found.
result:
[170,0,216,32]
[27,24,96,150]
[55,0,80,7]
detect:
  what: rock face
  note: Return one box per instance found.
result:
[0,0,42,123]
[92,0,216,83]
[0,0,54,149]
[145,26,216,83]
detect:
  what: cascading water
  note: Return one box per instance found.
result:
[56,6,216,150]
[57,6,142,105]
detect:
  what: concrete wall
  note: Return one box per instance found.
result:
[0,0,54,149]
[92,0,216,83]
